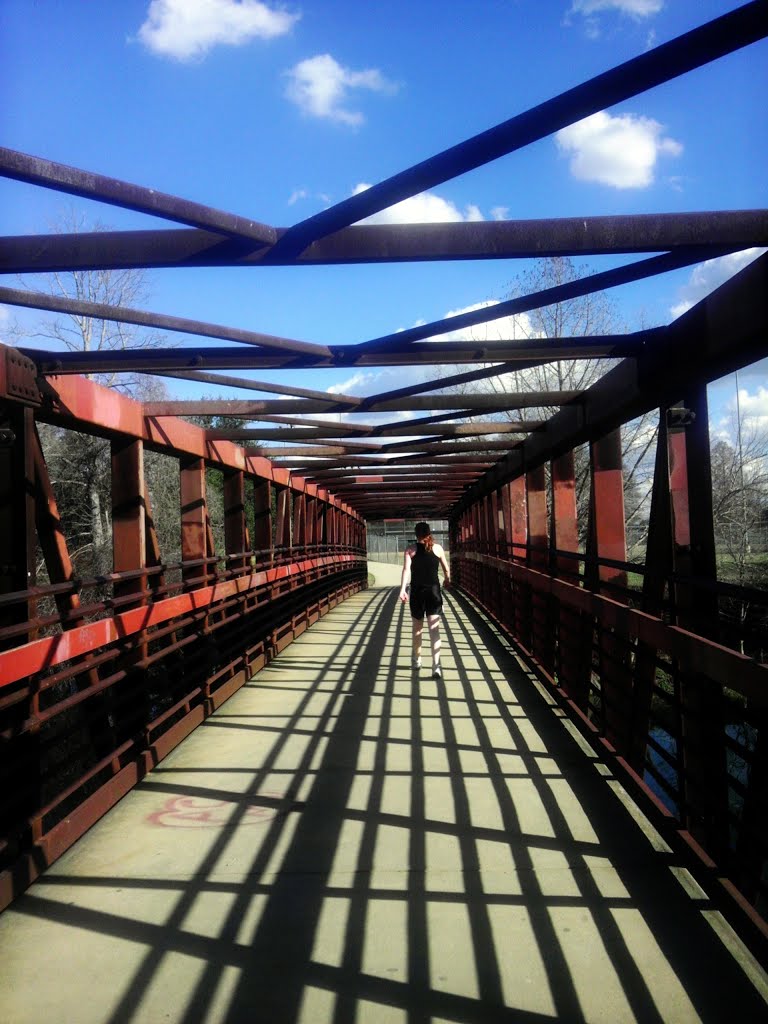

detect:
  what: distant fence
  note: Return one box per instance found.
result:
[366,520,449,565]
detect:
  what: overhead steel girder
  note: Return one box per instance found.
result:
[0,286,331,361]
[6,250,722,372]
[308,469,482,481]
[290,458,493,472]
[259,440,522,459]
[270,3,768,255]
[354,249,732,351]
[143,393,580,417]
[19,335,647,373]
[1,3,763,267]
[204,421,541,441]
[0,146,277,246]
[8,246,676,367]
[1,212,766,273]
[455,251,768,513]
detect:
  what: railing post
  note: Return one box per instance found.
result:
[275,485,291,561]
[510,476,528,647]
[253,478,273,567]
[527,464,551,673]
[0,406,39,839]
[552,451,583,703]
[180,457,208,584]
[224,469,247,576]
[0,407,36,641]
[293,491,307,557]
[631,410,672,769]
[589,430,629,746]
[317,489,328,553]
[305,490,317,556]
[112,437,147,608]
[674,385,729,862]
[111,435,148,738]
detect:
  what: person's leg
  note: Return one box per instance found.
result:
[411,616,424,666]
[427,613,442,675]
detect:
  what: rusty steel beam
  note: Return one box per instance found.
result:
[243,415,367,433]
[3,213,767,273]
[271,5,768,254]
[157,369,359,406]
[263,438,522,459]
[455,251,768,513]
[355,249,733,352]
[257,446,371,458]
[249,432,392,448]
[274,455,495,471]
[389,439,526,453]
[1,286,331,360]
[19,334,650,373]
[359,361,539,408]
[257,420,537,442]
[378,421,541,437]
[207,419,539,441]
[180,458,209,584]
[144,392,580,417]
[313,473,480,484]
[0,147,277,245]
[305,462,491,476]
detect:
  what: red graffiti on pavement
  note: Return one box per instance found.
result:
[146,794,282,828]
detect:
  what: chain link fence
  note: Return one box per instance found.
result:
[366,519,449,565]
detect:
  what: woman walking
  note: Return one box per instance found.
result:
[399,522,450,678]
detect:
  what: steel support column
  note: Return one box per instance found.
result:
[590,430,629,746]
[180,458,208,584]
[0,407,35,638]
[275,486,291,559]
[223,469,248,575]
[112,437,147,606]
[675,384,729,862]
[111,435,148,741]
[527,465,551,672]
[253,478,273,566]
[551,452,583,702]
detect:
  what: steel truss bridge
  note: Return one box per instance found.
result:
[1,4,768,1020]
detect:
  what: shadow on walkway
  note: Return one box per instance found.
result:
[1,584,767,1023]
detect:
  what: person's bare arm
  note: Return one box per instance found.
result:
[434,544,451,586]
[399,548,413,602]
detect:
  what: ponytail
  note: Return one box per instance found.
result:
[414,521,434,551]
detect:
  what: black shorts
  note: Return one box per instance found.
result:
[409,583,443,619]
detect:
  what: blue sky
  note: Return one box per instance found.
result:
[1,0,766,433]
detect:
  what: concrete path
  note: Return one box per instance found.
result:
[1,565,766,1023]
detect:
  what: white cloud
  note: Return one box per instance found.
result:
[287,188,308,206]
[491,206,509,221]
[284,54,397,127]
[328,370,380,395]
[555,111,682,189]
[670,248,767,319]
[735,387,768,431]
[137,0,298,61]
[352,184,485,224]
[570,0,662,18]
[424,301,540,344]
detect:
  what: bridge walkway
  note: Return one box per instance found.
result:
[1,564,766,1023]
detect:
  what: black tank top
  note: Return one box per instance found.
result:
[411,543,440,587]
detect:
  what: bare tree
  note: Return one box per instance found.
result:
[11,208,168,395]
[9,209,174,577]
[443,257,658,551]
